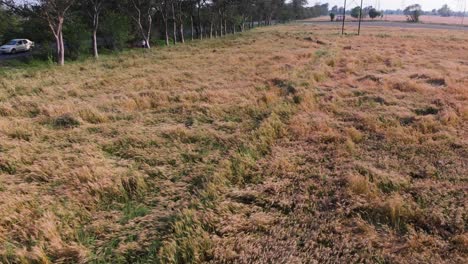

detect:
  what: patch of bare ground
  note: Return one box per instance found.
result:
[0,25,467,263]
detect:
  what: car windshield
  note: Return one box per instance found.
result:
[6,41,17,45]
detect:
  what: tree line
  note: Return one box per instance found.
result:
[0,0,329,65]
[328,5,383,21]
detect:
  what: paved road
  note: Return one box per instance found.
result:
[0,51,33,61]
[302,20,468,31]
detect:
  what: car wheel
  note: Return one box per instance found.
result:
[11,49,16,54]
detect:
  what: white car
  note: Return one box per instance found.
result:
[0,39,35,54]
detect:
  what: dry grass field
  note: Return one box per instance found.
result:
[0,24,467,263]
[306,15,468,26]
[383,15,468,25]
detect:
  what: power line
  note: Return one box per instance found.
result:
[358,0,364,35]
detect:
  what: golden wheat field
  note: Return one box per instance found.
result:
[0,24,467,263]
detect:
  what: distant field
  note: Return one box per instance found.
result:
[0,24,467,263]
[305,14,468,25]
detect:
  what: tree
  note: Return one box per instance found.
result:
[127,0,157,48]
[0,3,20,44]
[438,4,451,17]
[1,0,76,65]
[292,0,307,19]
[404,4,421,22]
[331,5,338,14]
[157,0,170,46]
[40,0,77,65]
[88,0,104,59]
[329,12,335,21]
[369,8,380,19]
[100,11,131,50]
[351,6,361,19]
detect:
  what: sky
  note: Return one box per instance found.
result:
[317,0,467,11]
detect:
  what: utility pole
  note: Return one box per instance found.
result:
[462,0,467,25]
[358,0,364,35]
[342,0,347,35]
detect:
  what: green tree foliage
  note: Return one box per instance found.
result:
[292,0,307,19]
[100,11,131,50]
[63,16,91,59]
[0,4,20,43]
[404,4,422,22]
[437,4,451,17]
[369,8,380,19]
[329,12,335,21]
[351,6,361,19]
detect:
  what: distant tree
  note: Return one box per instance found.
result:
[369,8,380,19]
[329,12,335,21]
[351,6,361,18]
[291,0,307,19]
[362,6,372,18]
[331,5,338,14]
[404,4,421,22]
[438,4,451,17]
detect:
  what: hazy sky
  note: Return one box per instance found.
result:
[318,0,467,11]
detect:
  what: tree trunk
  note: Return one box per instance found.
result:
[224,19,227,35]
[164,19,169,46]
[197,6,202,40]
[147,38,151,48]
[59,30,65,66]
[220,19,223,37]
[191,16,194,41]
[92,8,100,59]
[179,21,185,43]
[55,35,61,63]
[171,2,177,44]
[179,22,185,43]
[219,10,223,37]
[210,21,213,39]
[50,16,65,66]
[92,30,98,59]
[146,17,152,48]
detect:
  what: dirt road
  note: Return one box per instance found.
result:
[0,51,32,61]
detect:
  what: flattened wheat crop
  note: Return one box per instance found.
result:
[0,25,467,263]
